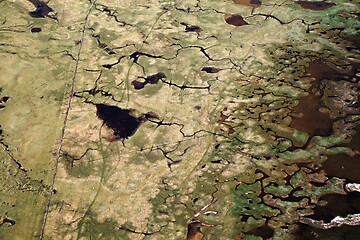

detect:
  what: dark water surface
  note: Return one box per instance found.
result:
[96,104,142,140]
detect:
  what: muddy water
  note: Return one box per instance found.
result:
[290,56,360,238]
[295,223,360,240]
[290,94,333,137]
[311,193,360,222]
[187,222,204,240]
[322,153,360,182]
[295,192,360,239]
[290,60,337,138]
[322,125,360,182]
[305,60,345,83]
[247,224,274,239]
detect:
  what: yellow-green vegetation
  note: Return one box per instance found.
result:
[1,0,359,239]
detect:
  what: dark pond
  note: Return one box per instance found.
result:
[233,0,261,8]
[322,153,360,182]
[305,60,345,83]
[30,27,42,33]
[201,67,222,73]
[96,104,143,140]
[28,0,53,18]
[310,192,360,223]
[131,72,166,90]
[185,25,202,33]
[96,104,160,141]
[224,14,248,26]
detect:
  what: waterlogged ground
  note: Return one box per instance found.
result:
[0,0,359,239]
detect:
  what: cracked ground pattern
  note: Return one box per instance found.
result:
[0,0,359,239]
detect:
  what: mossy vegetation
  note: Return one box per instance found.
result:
[1,0,359,239]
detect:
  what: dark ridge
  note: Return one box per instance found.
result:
[295,1,336,11]
[28,0,53,18]
[247,224,274,239]
[30,27,42,33]
[233,0,262,8]
[96,104,143,140]
[224,14,249,26]
[201,67,222,73]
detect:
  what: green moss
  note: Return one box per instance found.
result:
[77,211,131,240]
[232,183,278,219]
[138,83,163,96]
[321,15,360,34]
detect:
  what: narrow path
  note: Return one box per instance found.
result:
[39,1,97,239]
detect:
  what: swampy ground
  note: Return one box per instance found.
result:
[0,0,359,239]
